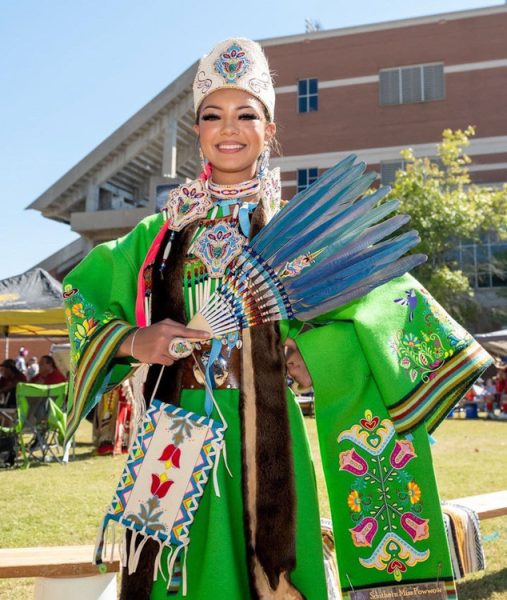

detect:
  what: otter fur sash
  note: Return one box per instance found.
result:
[120,200,301,599]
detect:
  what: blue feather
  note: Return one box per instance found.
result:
[253,160,369,252]
[256,170,379,261]
[289,232,422,302]
[293,254,427,320]
[284,216,412,292]
[269,193,399,269]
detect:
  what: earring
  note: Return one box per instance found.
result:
[199,147,209,171]
[257,146,271,179]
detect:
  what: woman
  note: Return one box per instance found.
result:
[0,358,27,408]
[64,39,490,599]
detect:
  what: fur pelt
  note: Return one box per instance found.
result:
[121,200,301,599]
[241,205,301,599]
[120,531,160,600]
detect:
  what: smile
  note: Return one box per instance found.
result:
[216,143,246,153]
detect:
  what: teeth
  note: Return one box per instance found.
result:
[218,144,243,150]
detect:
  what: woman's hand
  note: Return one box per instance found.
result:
[118,319,210,366]
[285,338,313,391]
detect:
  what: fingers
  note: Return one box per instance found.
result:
[179,328,211,340]
[129,320,209,365]
[284,337,297,351]
[284,337,298,361]
[284,339,313,389]
[159,319,210,340]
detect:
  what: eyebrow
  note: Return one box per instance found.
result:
[201,104,259,111]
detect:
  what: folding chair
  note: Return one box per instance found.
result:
[0,408,18,467]
[15,383,68,467]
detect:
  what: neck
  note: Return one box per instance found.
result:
[209,165,257,185]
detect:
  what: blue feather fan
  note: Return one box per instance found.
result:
[190,155,426,336]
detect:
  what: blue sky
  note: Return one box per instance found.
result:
[0,0,502,280]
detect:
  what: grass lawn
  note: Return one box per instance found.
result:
[0,416,506,599]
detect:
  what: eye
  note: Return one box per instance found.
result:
[201,113,220,121]
[239,113,260,120]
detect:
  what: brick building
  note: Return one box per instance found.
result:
[29,5,507,295]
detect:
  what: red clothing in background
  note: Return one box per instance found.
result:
[32,369,66,385]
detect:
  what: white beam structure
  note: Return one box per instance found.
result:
[85,183,100,212]
[162,114,178,178]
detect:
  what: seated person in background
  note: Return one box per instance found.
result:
[31,355,66,385]
[26,356,39,381]
[0,359,27,408]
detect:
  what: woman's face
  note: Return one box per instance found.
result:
[194,88,276,184]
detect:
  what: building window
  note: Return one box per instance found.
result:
[379,63,445,106]
[298,78,318,113]
[446,234,507,289]
[380,160,406,185]
[380,157,444,186]
[297,168,319,192]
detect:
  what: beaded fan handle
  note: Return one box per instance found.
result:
[167,315,212,360]
[167,338,194,359]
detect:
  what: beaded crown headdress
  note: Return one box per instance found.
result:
[193,38,275,121]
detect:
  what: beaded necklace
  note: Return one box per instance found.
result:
[207,177,260,200]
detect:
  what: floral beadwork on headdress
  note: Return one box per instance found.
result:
[249,73,271,94]
[195,70,212,95]
[193,38,276,121]
[214,42,251,83]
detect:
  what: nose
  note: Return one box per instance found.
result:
[220,115,239,135]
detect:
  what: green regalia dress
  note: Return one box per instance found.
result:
[63,180,490,599]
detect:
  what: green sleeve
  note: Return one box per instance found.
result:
[63,213,164,442]
[294,274,492,434]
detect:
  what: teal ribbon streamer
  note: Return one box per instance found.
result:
[213,199,256,238]
[239,203,253,237]
[204,338,223,417]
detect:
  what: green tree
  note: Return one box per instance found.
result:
[389,126,507,327]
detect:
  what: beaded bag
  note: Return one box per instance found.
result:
[94,399,225,594]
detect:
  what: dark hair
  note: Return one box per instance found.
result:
[1,359,17,372]
[0,359,23,377]
[41,355,57,369]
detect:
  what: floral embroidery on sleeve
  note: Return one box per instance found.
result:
[389,288,470,385]
[338,410,430,582]
[63,283,116,369]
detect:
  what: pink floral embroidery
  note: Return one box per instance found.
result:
[390,439,417,469]
[350,517,378,547]
[401,513,430,542]
[339,449,368,476]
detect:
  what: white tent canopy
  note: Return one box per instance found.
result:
[475,330,507,357]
